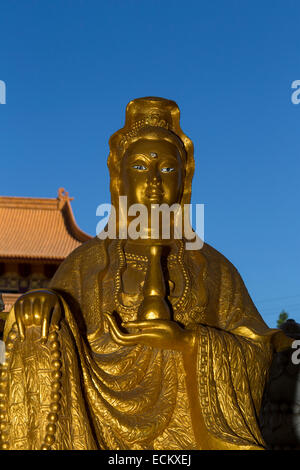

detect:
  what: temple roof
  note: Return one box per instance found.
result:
[0,188,92,261]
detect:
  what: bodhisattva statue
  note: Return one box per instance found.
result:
[1,97,292,450]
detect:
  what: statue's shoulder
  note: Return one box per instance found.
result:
[50,237,109,290]
[71,236,107,259]
[52,237,108,279]
[64,237,107,262]
[195,242,266,329]
[198,242,240,278]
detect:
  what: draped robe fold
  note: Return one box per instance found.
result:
[2,238,291,450]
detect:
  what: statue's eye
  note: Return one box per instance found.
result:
[132,164,147,171]
[161,167,175,173]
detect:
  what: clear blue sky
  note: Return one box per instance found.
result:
[1,0,299,327]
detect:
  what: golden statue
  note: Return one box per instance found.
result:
[1,97,292,450]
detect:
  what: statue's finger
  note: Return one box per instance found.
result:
[104,312,117,327]
[109,325,137,346]
[113,328,153,344]
[117,331,157,346]
[15,301,25,342]
[104,313,122,331]
[32,296,42,325]
[105,314,144,344]
[41,303,51,343]
[23,298,31,326]
[106,315,131,341]
[122,320,170,330]
[51,303,61,331]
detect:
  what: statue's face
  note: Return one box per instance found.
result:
[120,138,184,208]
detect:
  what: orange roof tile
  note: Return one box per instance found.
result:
[0,188,92,261]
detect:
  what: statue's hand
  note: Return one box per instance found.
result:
[105,313,195,353]
[14,290,62,342]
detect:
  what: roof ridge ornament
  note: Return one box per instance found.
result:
[57,188,74,209]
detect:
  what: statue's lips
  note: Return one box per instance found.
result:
[146,190,164,203]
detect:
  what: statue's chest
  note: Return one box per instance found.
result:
[121,260,184,298]
[101,242,207,326]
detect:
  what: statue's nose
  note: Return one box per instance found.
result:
[148,167,162,185]
[152,175,162,186]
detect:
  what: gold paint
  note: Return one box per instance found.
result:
[0,97,293,450]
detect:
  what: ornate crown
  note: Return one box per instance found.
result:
[119,113,169,148]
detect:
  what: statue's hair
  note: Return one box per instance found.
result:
[121,125,186,156]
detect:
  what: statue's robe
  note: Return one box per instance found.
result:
[2,238,291,450]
